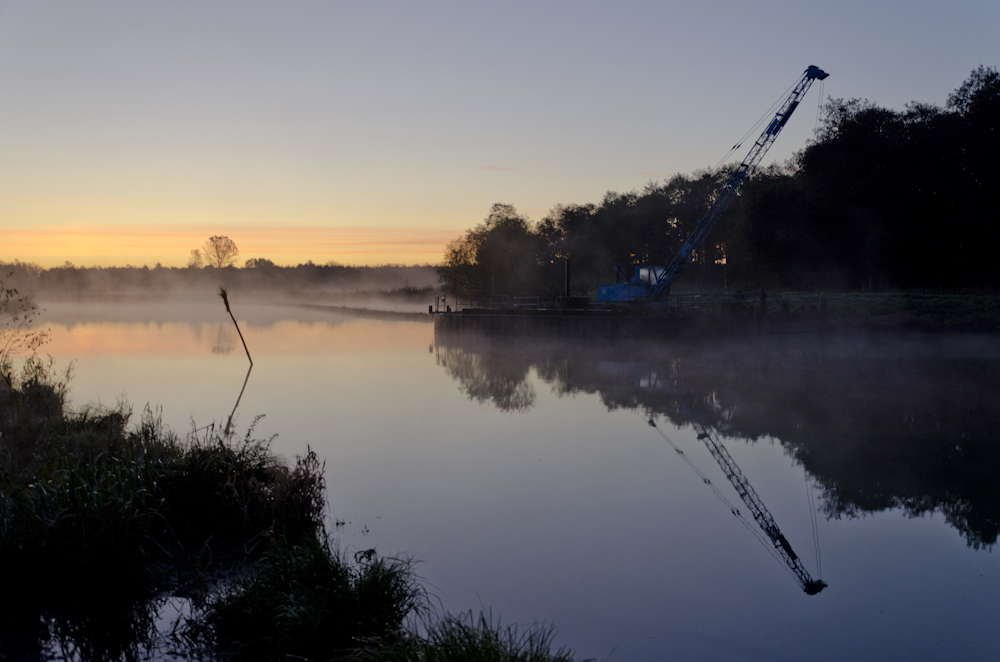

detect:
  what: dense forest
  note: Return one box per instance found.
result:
[439,66,1000,298]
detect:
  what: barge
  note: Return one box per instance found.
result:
[431,292,831,339]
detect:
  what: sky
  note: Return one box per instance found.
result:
[0,0,997,267]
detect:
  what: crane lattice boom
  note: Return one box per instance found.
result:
[691,423,826,594]
[649,65,828,299]
[597,66,828,304]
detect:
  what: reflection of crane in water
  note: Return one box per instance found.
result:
[647,414,827,595]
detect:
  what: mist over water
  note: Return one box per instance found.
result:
[32,302,1000,661]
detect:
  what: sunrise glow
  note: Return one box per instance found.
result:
[0,226,457,268]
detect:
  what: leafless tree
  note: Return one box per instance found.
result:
[203,236,240,269]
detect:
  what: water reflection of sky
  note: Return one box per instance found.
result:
[40,303,1000,661]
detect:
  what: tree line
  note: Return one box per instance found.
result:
[0,259,438,299]
[439,66,1000,297]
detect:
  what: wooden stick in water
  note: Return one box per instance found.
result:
[219,286,253,366]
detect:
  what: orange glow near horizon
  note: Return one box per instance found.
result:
[45,317,434,358]
[0,226,458,268]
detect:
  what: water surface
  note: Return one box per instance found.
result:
[38,301,1000,661]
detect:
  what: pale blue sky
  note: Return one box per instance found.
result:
[0,0,996,265]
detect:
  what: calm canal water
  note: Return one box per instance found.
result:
[39,301,1000,661]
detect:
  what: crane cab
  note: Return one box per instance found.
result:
[598,265,668,302]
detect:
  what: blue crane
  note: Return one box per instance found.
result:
[599,65,829,303]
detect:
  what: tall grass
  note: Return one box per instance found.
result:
[0,371,330,661]
[179,540,423,661]
[0,395,326,601]
[356,611,586,662]
[182,552,589,662]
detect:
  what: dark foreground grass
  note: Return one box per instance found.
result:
[0,370,590,662]
[0,404,325,600]
[354,612,582,662]
[181,543,591,662]
[180,540,423,660]
[0,361,328,662]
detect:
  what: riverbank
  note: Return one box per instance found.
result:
[435,291,1000,338]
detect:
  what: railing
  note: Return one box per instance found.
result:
[452,295,511,311]
[449,295,593,311]
[513,296,540,309]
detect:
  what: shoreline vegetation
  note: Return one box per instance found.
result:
[0,283,589,662]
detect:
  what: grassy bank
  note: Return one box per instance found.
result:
[0,404,325,598]
[799,291,1000,328]
[660,290,1000,331]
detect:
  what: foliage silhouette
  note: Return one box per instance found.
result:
[439,67,1000,295]
[203,236,241,269]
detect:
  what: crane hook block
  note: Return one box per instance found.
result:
[804,580,828,595]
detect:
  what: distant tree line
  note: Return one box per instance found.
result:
[0,259,439,299]
[439,66,1000,297]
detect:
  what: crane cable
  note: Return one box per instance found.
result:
[711,75,800,172]
[805,473,823,579]
[640,412,800,583]
[813,78,826,135]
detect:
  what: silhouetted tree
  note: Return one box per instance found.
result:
[538,170,732,292]
[727,65,1000,291]
[203,236,240,269]
[438,204,554,298]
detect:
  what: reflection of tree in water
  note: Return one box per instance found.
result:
[435,345,535,413]
[435,331,1000,549]
[212,322,235,355]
